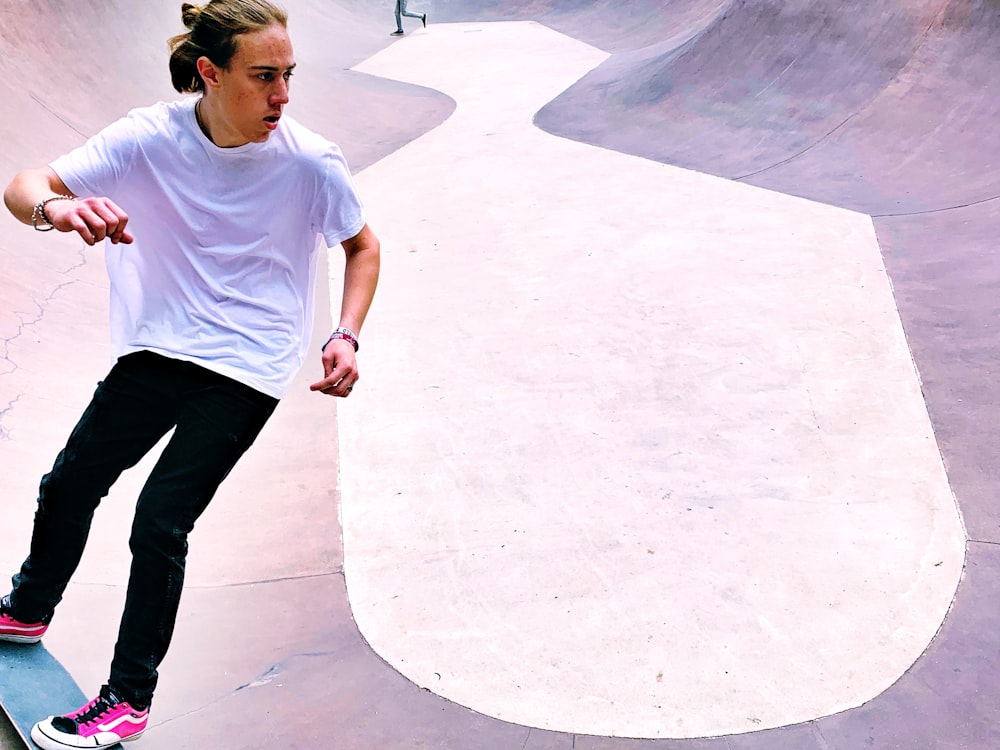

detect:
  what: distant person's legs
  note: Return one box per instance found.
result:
[392,0,426,35]
[393,0,403,33]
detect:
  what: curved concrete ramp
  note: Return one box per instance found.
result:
[430,0,731,53]
[535,0,1000,215]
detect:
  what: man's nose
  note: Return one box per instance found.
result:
[272,80,290,104]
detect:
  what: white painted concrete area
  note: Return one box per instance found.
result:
[339,22,965,739]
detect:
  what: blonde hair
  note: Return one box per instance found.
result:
[168,0,288,93]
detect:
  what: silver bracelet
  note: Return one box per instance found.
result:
[31,195,75,232]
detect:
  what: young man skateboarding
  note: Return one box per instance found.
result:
[0,1,379,748]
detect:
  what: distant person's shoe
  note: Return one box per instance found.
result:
[390,29,404,36]
[31,685,149,750]
[422,14,427,27]
[0,595,47,644]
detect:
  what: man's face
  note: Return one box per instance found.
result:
[212,24,295,145]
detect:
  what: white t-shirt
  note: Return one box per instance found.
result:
[50,98,366,398]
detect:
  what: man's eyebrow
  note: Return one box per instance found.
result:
[249,63,297,72]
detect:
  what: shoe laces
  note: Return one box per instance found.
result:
[72,687,127,726]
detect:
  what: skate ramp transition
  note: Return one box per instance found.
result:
[0,0,997,748]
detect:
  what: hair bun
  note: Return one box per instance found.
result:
[181,2,202,28]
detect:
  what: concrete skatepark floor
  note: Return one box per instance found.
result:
[1,1,997,748]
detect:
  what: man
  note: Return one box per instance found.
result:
[0,1,379,748]
[391,0,427,36]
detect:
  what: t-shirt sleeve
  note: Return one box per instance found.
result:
[49,114,139,199]
[313,145,366,247]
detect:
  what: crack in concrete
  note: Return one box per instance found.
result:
[29,93,88,138]
[872,192,1000,219]
[2,298,44,368]
[0,296,47,442]
[70,568,345,591]
[0,394,22,441]
[185,569,345,590]
[0,245,92,439]
[150,651,339,730]
[236,662,285,691]
[812,720,835,749]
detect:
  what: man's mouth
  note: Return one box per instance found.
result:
[264,114,281,129]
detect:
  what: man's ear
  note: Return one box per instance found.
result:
[196,56,222,90]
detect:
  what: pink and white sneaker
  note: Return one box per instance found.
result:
[0,595,48,644]
[31,686,149,749]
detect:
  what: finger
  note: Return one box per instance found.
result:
[312,383,343,398]
[75,208,107,243]
[65,214,97,246]
[320,356,335,380]
[309,374,345,393]
[92,204,125,243]
[104,202,130,244]
[91,218,110,243]
[310,373,357,397]
[75,207,109,244]
[327,362,353,386]
[84,222,102,244]
[325,375,349,396]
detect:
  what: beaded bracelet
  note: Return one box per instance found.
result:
[322,326,359,353]
[31,195,75,232]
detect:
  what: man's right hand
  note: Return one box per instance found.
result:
[44,196,133,245]
[3,166,134,246]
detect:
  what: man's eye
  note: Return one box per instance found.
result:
[258,72,273,81]
[283,71,294,81]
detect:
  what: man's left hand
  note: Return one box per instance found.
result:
[309,337,358,397]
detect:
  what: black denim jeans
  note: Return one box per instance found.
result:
[8,351,278,708]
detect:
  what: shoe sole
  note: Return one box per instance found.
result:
[0,633,44,644]
[31,721,146,749]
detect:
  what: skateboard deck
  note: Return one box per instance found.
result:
[0,642,121,749]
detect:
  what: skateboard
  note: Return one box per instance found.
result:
[0,642,120,749]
